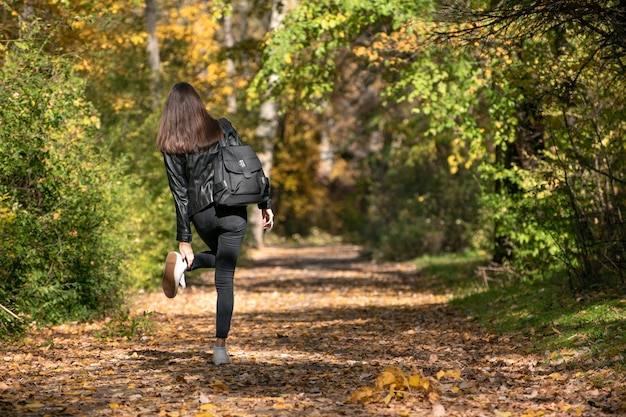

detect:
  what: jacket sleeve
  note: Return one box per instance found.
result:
[163,153,193,242]
[257,199,271,210]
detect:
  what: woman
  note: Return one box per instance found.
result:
[156,82,274,365]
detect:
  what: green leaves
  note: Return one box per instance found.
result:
[249,0,434,109]
[0,24,128,334]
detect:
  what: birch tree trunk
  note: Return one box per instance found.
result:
[145,0,161,111]
[318,114,334,179]
[250,0,288,248]
[224,9,237,114]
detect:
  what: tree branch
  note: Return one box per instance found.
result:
[0,303,22,321]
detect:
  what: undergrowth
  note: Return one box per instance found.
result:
[94,311,154,342]
[414,252,626,372]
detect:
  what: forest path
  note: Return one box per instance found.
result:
[1,245,619,416]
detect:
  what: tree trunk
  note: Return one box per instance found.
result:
[250,0,288,248]
[145,0,161,111]
[224,10,237,114]
[317,118,334,179]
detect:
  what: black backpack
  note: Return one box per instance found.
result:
[213,119,270,207]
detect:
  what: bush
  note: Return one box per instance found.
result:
[0,28,128,335]
[102,111,178,290]
[364,154,482,261]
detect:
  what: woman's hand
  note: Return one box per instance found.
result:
[178,241,194,269]
[262,208,274,230]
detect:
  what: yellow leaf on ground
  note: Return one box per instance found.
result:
[437,369,462,380]
[409,374,422,388]
[376,368,398,389]
[420,377,431,392]
[446,369,462,380]
[347,386,373,403]
[210,380,229,393]
[428,391,440,402]
[396,390,410,399]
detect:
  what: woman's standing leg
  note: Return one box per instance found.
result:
[192,205,247,364]
[213,206,247,343]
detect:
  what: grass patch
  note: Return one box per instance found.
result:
[414,254,626,370]
[413,250,491,296]
[263,227,344,247]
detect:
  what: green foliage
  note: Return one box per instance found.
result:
[270,112,333,237]
[539,60,626,286]
[413,250,490,296]
[413,249,626,370]
[252,0,626,289]
[467,26,626,286]
[251,0,488,261]
[250,0,434,109]
[451,267,626,369]
[361,35,490,260]
[366,144,483,261]
[102,113,177,290]
[0,27,128,336]
[122,183,177,290]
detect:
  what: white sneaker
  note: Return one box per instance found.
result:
[162,252,187,298]
[213,347,230,365]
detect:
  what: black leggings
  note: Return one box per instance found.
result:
[189,205,247,339]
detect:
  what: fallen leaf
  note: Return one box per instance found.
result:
[347,386,374,403]
[24,402,44,410]
[210,380,229,393]
[432,403,446,417]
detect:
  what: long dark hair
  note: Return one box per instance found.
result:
[156,82,223,154]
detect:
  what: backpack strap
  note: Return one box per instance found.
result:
[218,118,242,147]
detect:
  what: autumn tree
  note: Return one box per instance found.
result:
[250,0,626,289]
[439,0,626,286]
[250,0,486,256]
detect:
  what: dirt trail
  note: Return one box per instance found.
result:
[0,245,620,416]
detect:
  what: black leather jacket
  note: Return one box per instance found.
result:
[163,118,270,242]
